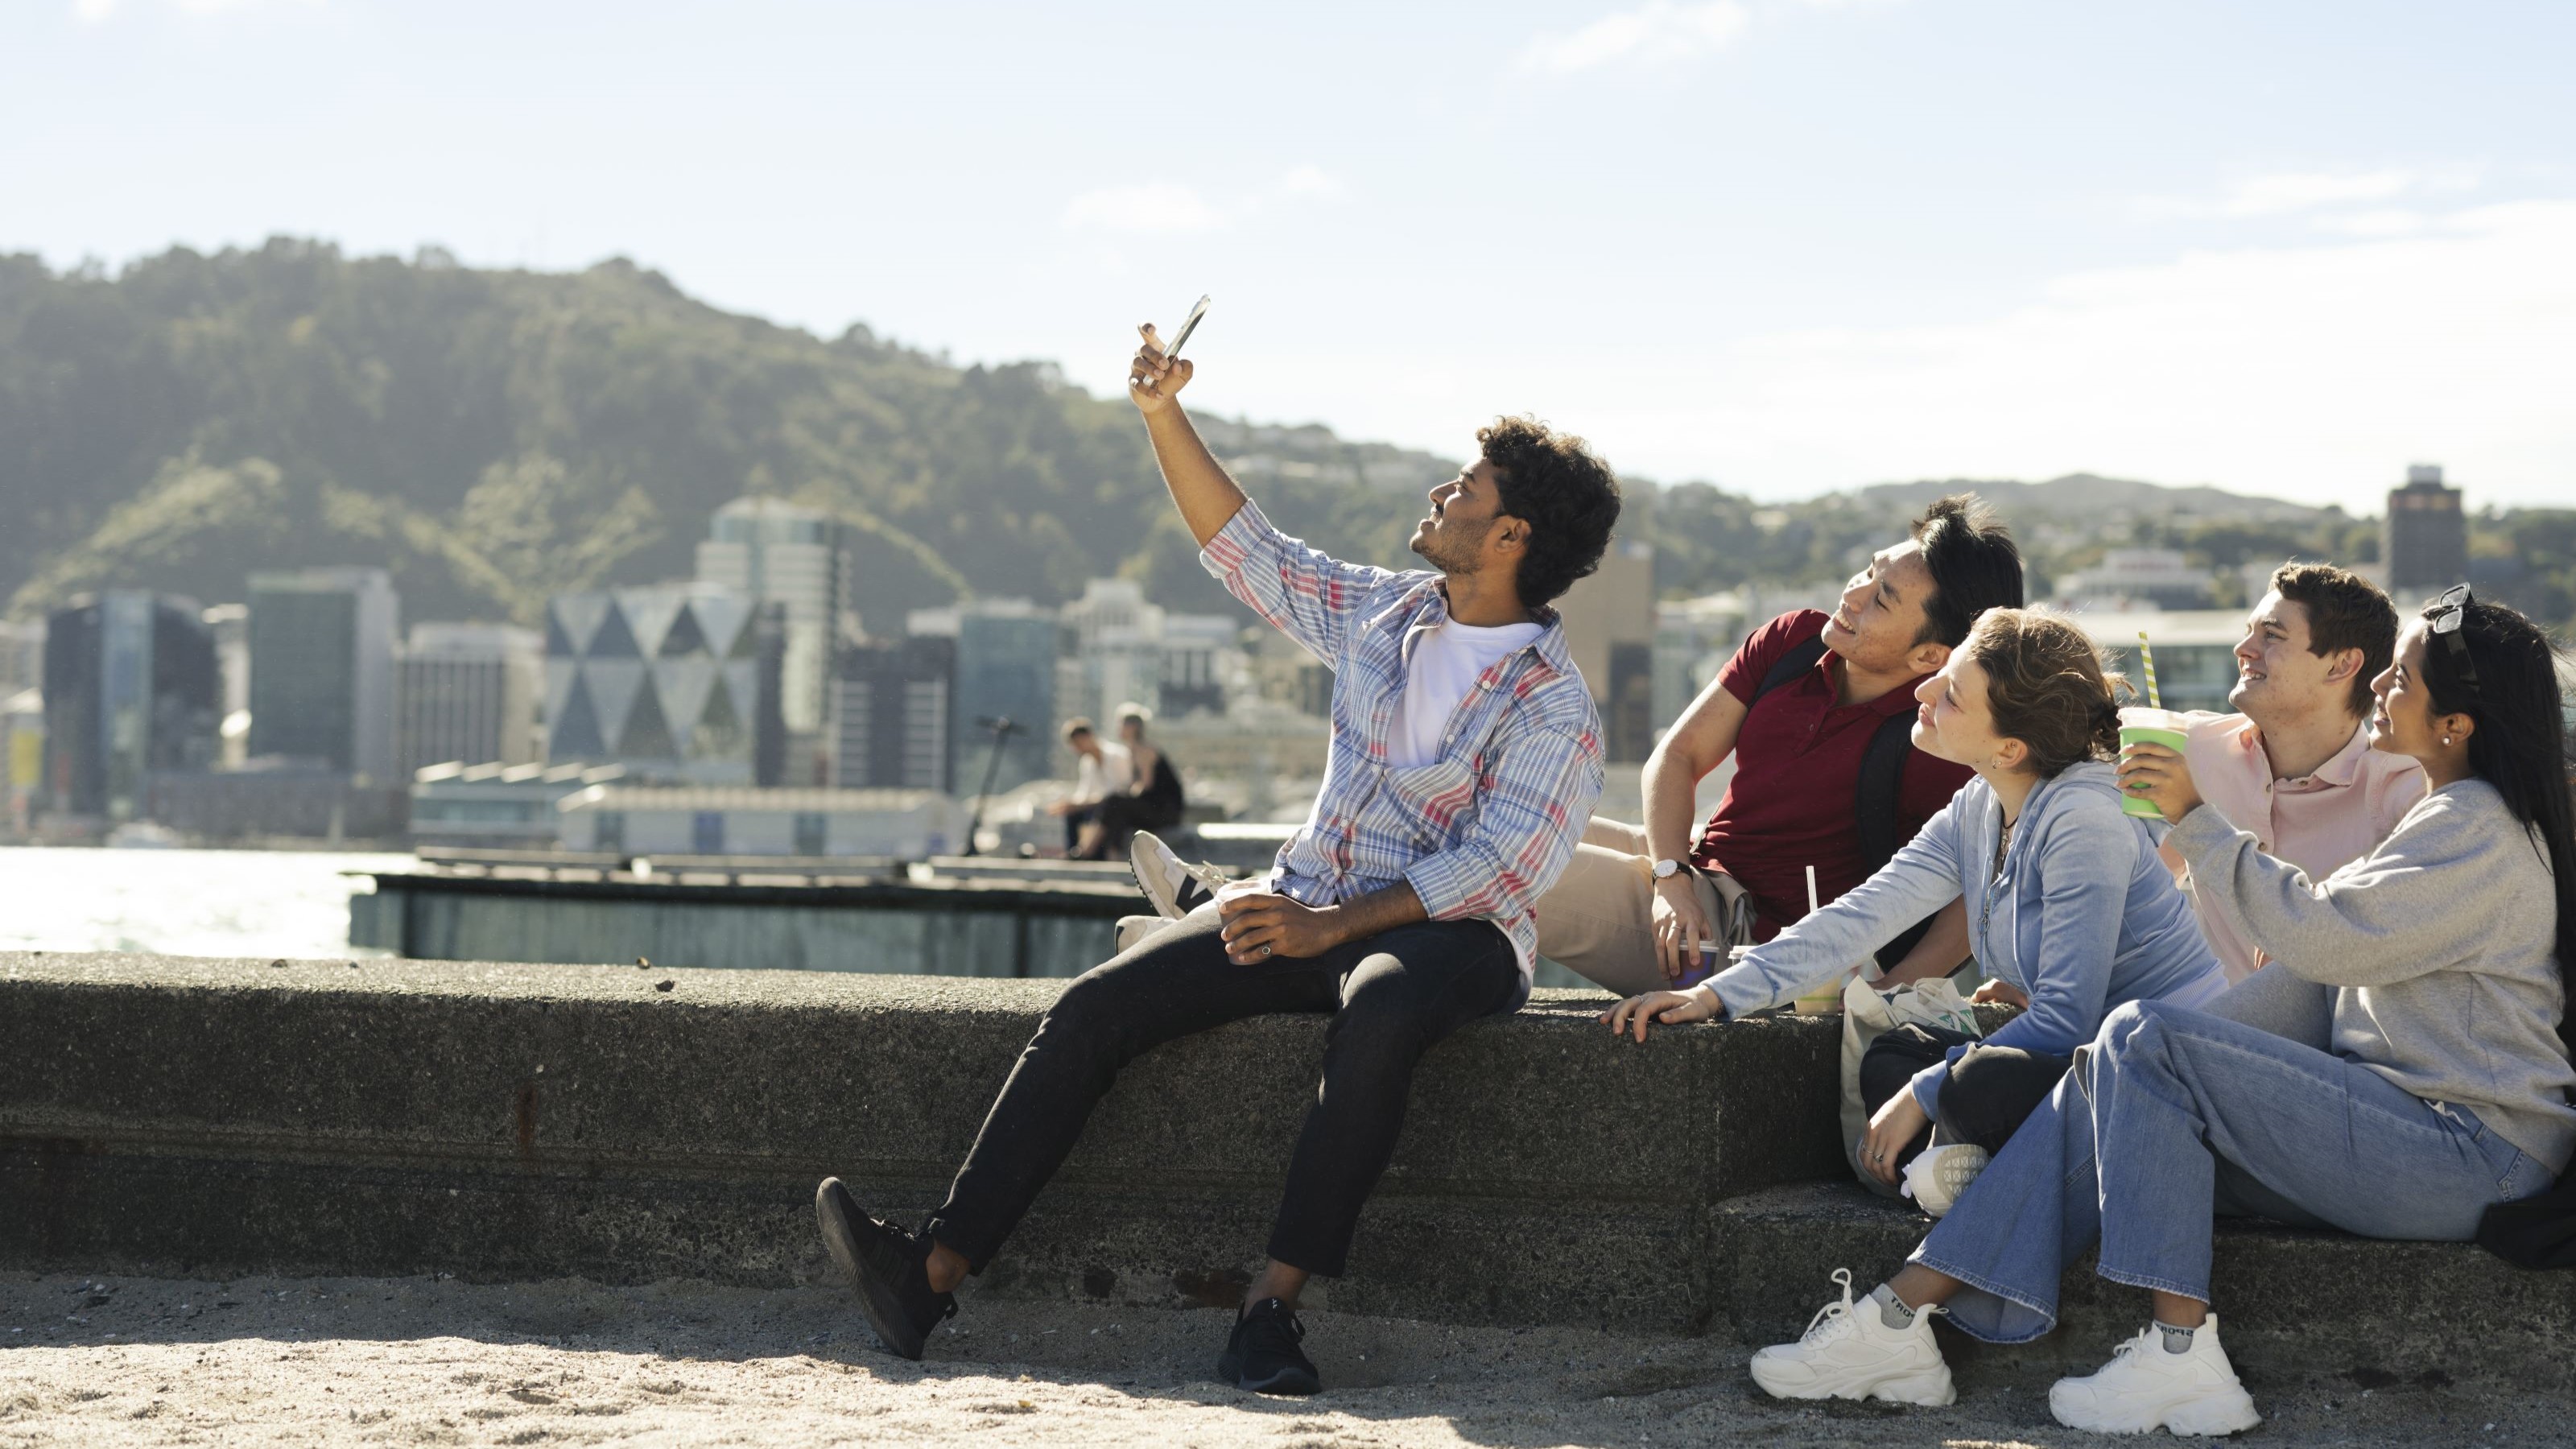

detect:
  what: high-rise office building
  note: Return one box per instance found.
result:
[1559,541,1658,762]
[200,603,250,767]
[1158,614,1236,719]
[41,591,221,819]
[696,498,849,781]
[247,568,399,781]
[1057,578,1235,724]
[832,635,956,791]
[545,583,785,786]
[0,619,43,696]
[398,622,544,777]
[911,600,1056,795]
[2384,464,2467,602]
[2,688,41,834]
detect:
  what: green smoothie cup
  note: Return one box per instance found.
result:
[2117,707,2189,818]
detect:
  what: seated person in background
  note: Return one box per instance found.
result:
[1045,717,1132,857]
[1751,589,2575,1436]
[1531,495,2025,996]
[1604,609,2230,1215]
[2153,563,2424,983]
[815,324,1620,1397]
[1073,703,1187,861]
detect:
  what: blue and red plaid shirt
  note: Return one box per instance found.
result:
[1200,501,1605,980]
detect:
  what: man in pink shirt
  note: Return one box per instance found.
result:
[2153,563,2426,982]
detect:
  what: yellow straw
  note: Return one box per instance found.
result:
[2137,631,2162,710]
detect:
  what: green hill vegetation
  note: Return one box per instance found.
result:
[0,238,1452,630]
[3,239,2568,633]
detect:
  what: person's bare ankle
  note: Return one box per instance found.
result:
[925,1241,968,1294]
[1241,1261,1307,1313]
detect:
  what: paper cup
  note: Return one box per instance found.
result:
[2117,708,2189,819]
[1792,948,1856,1014]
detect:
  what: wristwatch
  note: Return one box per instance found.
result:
[1651,858,1691,881]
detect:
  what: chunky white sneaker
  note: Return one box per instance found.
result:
[1749,1269,1957,1406]
[1129,831,1227,919]
[1901,1143,1992,1218]
[2048,1316,2261,1436]
[1115,914,1168,953]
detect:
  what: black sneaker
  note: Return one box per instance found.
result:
[1216,1297,1323,1395]
[815,1177,957,1360]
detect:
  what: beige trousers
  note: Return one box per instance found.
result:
[1533,818,1747,996]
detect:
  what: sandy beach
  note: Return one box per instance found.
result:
[1,1269,2562,1447]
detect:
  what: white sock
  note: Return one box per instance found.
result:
[1871,1283,1918,1331]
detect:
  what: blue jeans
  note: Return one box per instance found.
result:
[1913,999,2557,1343]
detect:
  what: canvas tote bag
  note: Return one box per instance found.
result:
[1839,973,1981,1195]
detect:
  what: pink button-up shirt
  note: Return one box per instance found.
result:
[2157,712,2427,983]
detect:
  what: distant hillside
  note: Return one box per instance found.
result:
[1855,473,2337,526]
[0,240,1451,630]
[7,241,2566,632]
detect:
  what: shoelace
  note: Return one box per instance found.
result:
[1244,1301,1307,1352]
[2103,1325,2159,1367]
[1795,1268,1860,1346]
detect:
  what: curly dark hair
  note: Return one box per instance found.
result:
[1476,415,1624,609]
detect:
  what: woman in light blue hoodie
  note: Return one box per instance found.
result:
[1604,608,2229,1203]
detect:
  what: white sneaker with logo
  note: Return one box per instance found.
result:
[1129,831,1228,919]
[1901,1143,1992,1218]
[2048,1316,2262,1436]
[1748,1269,1956,1406]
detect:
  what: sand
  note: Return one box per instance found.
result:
[2,1269,2563,1447]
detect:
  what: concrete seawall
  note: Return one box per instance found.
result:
[6,949,2573,1389]
[0,952,1839,1335]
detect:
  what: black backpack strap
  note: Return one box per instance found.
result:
[1753,635,1830,704]
[1857,711,1938,972]
[1853,711,1916,876]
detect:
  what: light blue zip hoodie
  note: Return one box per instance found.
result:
[1704,760,2228,1112]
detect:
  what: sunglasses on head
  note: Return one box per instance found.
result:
[2430,584,2480,699]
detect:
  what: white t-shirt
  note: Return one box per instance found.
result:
[1388,617,1544,768]
[1071,741,1133,804]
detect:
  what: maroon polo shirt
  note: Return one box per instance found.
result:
[1690,610,1974,940]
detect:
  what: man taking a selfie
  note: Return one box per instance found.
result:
[816,320,1622,1396]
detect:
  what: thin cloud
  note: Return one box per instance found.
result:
[1515,1,1750,75]
[76,0,324,19]
[2129,167,2479,222]
[1061,167,1343,236]
[1576,199,2576,507]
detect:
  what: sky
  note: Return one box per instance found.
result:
[5,0,2573,512]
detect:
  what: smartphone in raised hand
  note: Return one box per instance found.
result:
[1162,295,1211,359]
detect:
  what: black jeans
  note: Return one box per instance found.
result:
[923,903,1525,1278]
[1859,1023,2072,1168]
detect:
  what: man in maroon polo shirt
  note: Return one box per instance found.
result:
[1534,495,2025,993]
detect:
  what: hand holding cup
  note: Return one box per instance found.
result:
[2115,708,2202,825]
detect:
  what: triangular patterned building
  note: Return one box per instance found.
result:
[544,583,784,785]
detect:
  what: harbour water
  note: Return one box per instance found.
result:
[0,846,414,960]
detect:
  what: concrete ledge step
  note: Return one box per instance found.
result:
[1714,1182,2576,1392]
